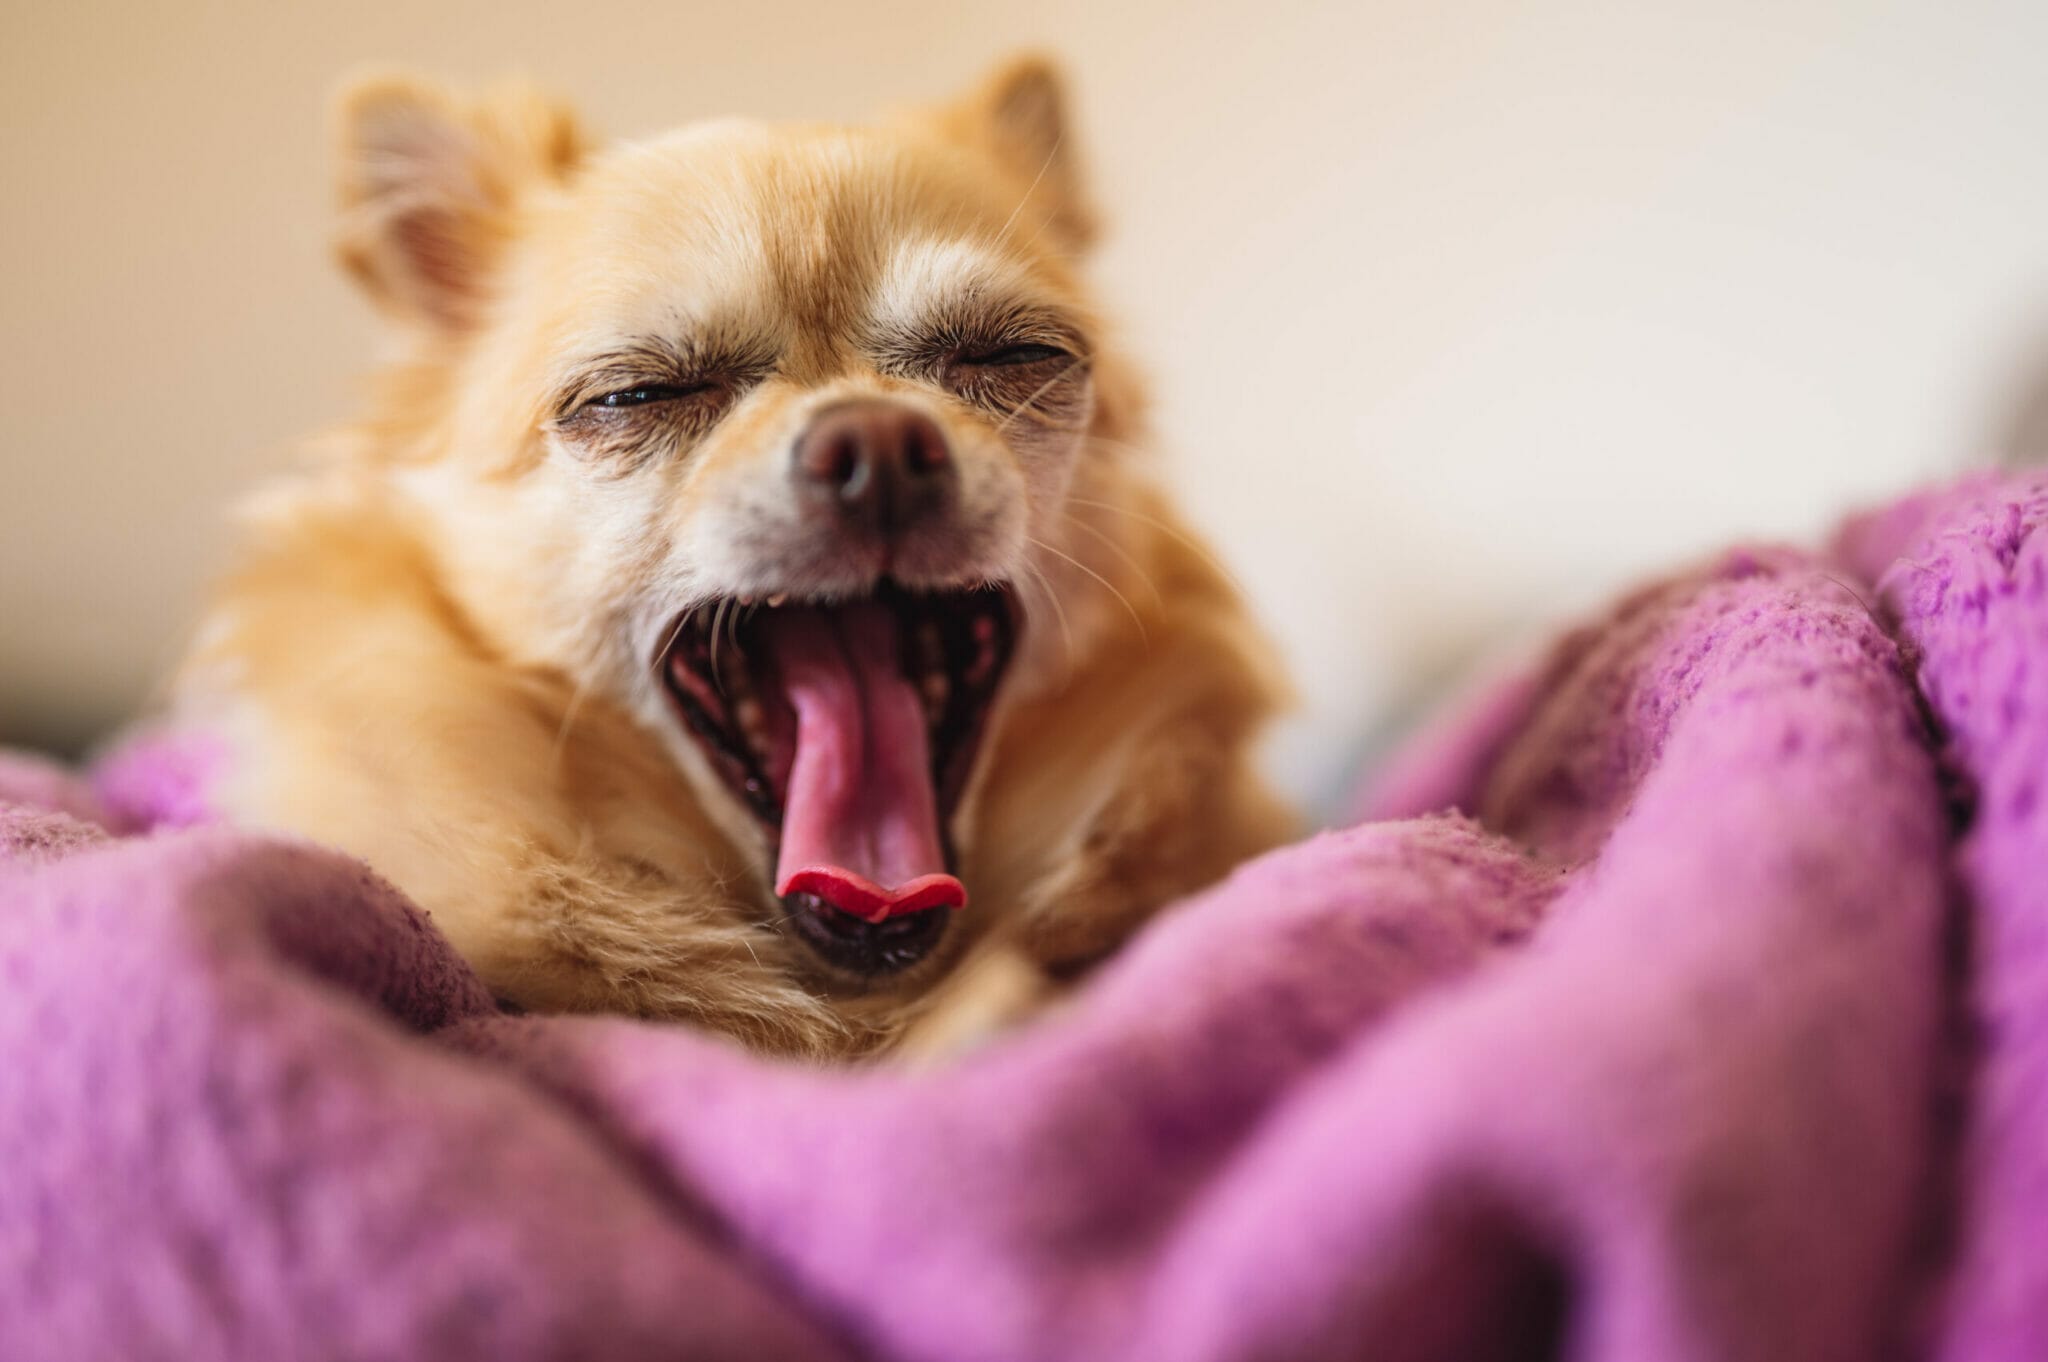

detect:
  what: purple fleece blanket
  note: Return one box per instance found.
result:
[4,473,2046,1361]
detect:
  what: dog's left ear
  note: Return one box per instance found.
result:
[926,54,1097,252]
[333,74,586,332]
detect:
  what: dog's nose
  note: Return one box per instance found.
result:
[791,400,956,539]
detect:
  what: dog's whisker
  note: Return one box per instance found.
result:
[1063,491,1254,601]
[649,612,691,676]
[1027,534,1148,645]
[952,359,1091,485]
[990,360,1089,440]
[992,133,1064,248]
[547,674,598,782]
[1018,557,1077,678]
[1058,511,1166,612]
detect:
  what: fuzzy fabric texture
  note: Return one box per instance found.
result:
[3,473,2046,1361]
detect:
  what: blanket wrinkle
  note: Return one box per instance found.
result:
[4,470,2047,1361]
[1837,476,2048,1361]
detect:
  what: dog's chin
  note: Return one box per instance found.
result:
[656,578,1020,981]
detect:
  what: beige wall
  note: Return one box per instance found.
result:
[5,0,2047,803]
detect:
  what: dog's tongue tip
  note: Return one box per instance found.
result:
[776,866,967,923]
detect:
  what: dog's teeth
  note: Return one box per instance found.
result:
[921,670,950,727]
[965,639,996,687]
[734,696,765,745]
[766,592,788,608]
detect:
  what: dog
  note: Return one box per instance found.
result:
[170,55,1295,1055]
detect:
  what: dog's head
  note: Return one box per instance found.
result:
[331,58,1136,1017]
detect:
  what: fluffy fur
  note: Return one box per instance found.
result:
[172,57,1295,1055]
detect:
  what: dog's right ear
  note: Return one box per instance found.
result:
[333,74,585,332]
[922,54,1097,253]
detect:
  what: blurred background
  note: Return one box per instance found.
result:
[5,0,2047,810]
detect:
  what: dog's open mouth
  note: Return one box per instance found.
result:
[659,584,1017,976]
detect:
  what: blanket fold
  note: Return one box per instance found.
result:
[5,472,2046,1362]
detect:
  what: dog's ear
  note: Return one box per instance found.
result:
[333,74,585,331]
[929,54,1096,252]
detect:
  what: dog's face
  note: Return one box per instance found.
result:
[333,60,1123,1002]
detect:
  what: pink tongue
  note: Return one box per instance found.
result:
[763,604,965,924]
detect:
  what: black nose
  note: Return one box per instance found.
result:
[791,400,956,539]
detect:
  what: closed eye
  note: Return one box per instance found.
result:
[957,342,1069,367]
[592,382,713,409]
[553,370,743,469]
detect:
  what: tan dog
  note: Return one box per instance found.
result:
[172,56,1294,1055]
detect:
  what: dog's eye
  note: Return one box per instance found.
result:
[958,342,1069,367]
[593,383,709,409]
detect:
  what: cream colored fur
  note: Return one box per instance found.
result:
[173,57,1295,1056]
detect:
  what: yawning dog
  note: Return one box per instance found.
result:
[171,55,1295,1054]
